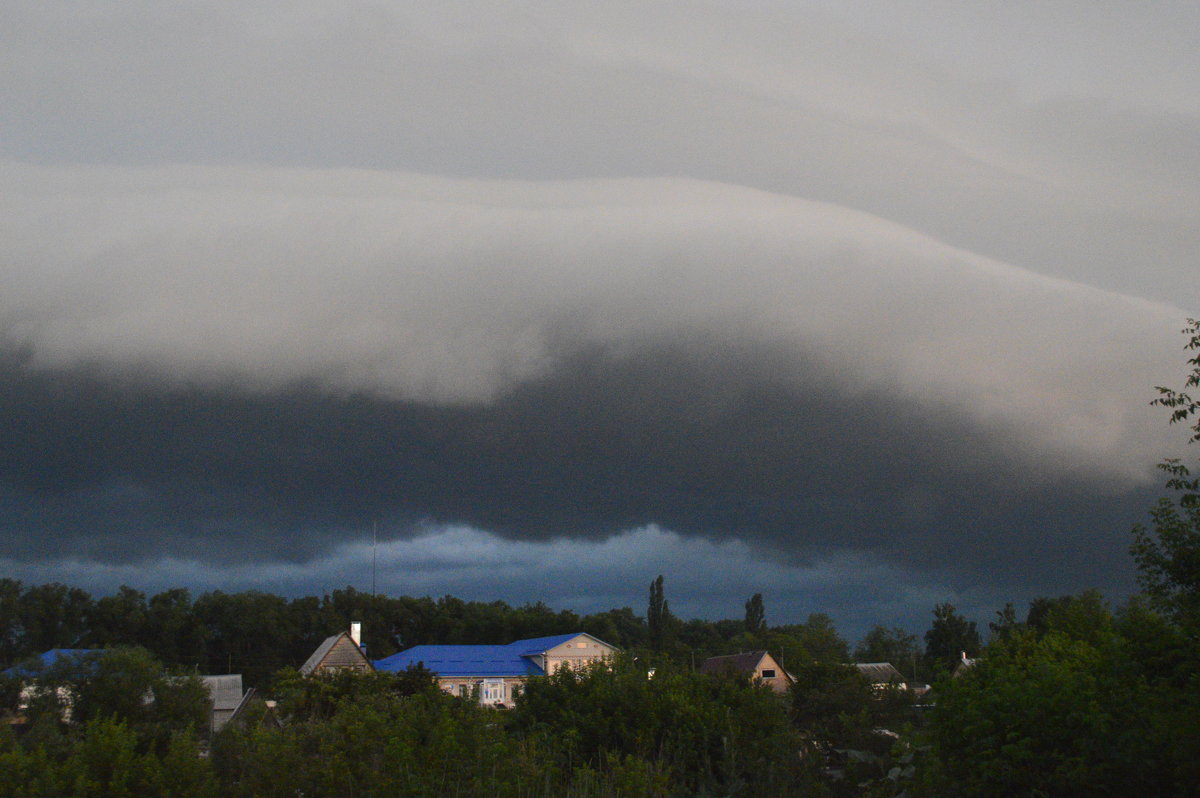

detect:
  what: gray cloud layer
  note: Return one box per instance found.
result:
[1,1,1197,619]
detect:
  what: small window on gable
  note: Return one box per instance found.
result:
[760,668,776,678]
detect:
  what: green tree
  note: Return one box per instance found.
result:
[510,655,807,795]
[772,613,849,665]
[923,602,980,673]
[270,664,437,722]
[0,579,22,666]
[987,602,1023,644]
[743,593,766,635]
[144,589,207,668]
[88,586,148,649]
[924,628,1162,796]
[1132,318,1200,627]
[646,575,676,651]
[18,583,92,653]
[853,625,920,680]
[28,647,210,752]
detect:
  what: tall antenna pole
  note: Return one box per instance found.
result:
[371,522,378,599]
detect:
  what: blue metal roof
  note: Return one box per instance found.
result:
[2,649,100,678]
[374,644,545,677]
[373,633,596,677]
[507,633,585,655]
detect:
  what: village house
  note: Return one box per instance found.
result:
[299,622,374,676]
[373,632,618,707]
[200,673,253,733]
[853,662,908,690]
[1,649,100,724]
[697,651,794,693]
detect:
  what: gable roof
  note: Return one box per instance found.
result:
[299,632,373,676]
[373,632,616,678]
[201,674,245,712]
[854,662,907,684]
[698,651,771,676]
[509,633,590,655]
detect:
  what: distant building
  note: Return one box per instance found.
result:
[200,674,252,733]
[374,632,618,707]
[853,662,908,690]
[697,651,793,693]
[2,649,102,724]
[952,651,978,678]
[299,623,374,676]
[2,649,100,679]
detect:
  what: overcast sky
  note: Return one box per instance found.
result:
[2,1,1197,639]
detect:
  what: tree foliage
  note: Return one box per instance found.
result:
[1132,318,1200,627]
[743,593,766,635]
[923,602,980,673]
[924,624,1162,797]
[646,574,677,651]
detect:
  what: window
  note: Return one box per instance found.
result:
[482,679,505,704]
[760,669,776,678]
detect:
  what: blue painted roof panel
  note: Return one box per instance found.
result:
[372,633,614,677]
[2,649,101,678]
[506,633,582,655]
[374,644,545,677]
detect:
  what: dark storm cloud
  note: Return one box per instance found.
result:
[1,1,1197,620]
[0,337,1156,593]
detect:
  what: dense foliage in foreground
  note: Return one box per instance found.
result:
[5,588,1195,798]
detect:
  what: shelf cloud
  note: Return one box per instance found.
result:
[1,1,1197,626]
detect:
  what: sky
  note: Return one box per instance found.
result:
[2,1,1198,640]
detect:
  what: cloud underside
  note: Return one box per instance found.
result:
[0,334,1153,591]
[0,167,1182,598]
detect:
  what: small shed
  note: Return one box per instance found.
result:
[200,674,249,732]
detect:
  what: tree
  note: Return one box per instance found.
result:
[510,655,806,795]
[987,602,1023,643]
[17,583,92,654]
[88,586,148,649]
[1132,318,1200,627]
[853,624,920,678]
[743,593,766,635]
[923,602,980,673]
[0,579,21,666]
[646,575,675,650]
[924,629,1162,796]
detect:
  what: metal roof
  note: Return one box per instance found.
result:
[374,633,608,678]
[508,633,588,655]
[697,651,769,675]
[201,674,245,711]
[854,662,907,684]
[299,633,343,676]
[2,649,100,678]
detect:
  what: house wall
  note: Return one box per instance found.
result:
[436,676,525,708]
[542,635,617,674]
[316,637,373,673]
[753,653,791,694]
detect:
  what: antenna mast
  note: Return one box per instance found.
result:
[371,522,378,598]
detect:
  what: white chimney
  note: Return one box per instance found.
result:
[350,622,362,647]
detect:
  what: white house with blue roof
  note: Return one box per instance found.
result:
[373,632,618,707]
